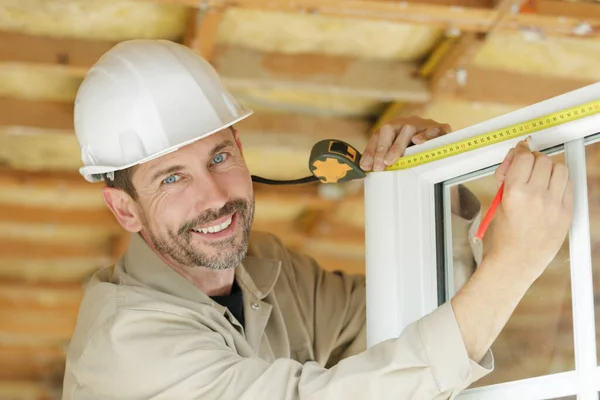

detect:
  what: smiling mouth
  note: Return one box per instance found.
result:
[190,214,234,235]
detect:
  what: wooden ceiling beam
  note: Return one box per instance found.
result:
[147,0,600,37]
[184,6,226,61]
[0,97,73,130]
[0,96,369,143]
[0,239,109,260]
[0,281,80,341]
[0,381,58,400]
[437,65,595,105]
[0,97,370,180]
[0,204,120,232]
[536,0,600,20]
[211,45,429,103]
[0,31,115,75]
[0,30,430,103]
[0,344,66,381]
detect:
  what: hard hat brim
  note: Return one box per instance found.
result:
[79,109,253,183]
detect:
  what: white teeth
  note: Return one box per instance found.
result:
[193,216,233,234]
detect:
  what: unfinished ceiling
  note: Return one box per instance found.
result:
[1,0,599,398]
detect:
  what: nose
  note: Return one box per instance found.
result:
[192,173,228,213]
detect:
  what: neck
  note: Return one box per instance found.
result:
[140,232,235,297]
[172,265,235,297]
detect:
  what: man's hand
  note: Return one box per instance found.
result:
[451,139,574,363]
[359,116,452,172]
[359,116,468,215]
[488,139,574,278]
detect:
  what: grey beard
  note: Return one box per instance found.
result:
[146,197,254,270]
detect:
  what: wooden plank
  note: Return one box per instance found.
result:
[0,307,78,342]
[149,0,600,37]
[0,97,369,142]
[0,239,108,259]
[536,0,600,21]
[0,281,83,313]
[443,66,595,105]
[0,282,81,342]
[0,381,57,400]
[0,30,114,76]
[430,33,484,94]
[0,167,90,190]
[0,31,429,102]
[184,7,226,61]
[0,97,72,130]
[153,0,498,31]
[0,257,110,284]
[0,344,66,381]
[0,205,119,231]
[211,45,430,102]
[0,97,370,179]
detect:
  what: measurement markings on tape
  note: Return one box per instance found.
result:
[386,100,600,171]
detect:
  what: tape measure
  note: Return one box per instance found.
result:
[309,99,600,184]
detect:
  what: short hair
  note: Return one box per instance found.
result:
[104,167,138,200]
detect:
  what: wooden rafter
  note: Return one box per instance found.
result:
[184,6,226,61]
[211,46,429,103]
[0,31,114,75]
[146,0,600,37]
[437,64,595,105]
[0,31,430,103]
[0,96,370,143]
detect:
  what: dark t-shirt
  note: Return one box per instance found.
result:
[210,280,245,328]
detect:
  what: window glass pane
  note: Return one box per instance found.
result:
[445,152,575,387]
[585,139,600,365]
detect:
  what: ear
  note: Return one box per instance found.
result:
[232,126,244,155]
[102,187,143,233]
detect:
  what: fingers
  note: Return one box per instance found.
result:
[384,125,415,166]
[504,140,535,187]
[372,125,397,171]
[412,124,452,145]
[494,147,515,186]
[529,151,553,189]
[361,118,452,171]
[359,132,380,171]
[381,123,448,167]
[549,162,570,199]
[383,124,417,166]
[412,127,440,145]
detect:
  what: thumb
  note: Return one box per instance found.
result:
[495,147,515,187]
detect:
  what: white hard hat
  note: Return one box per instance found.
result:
[74,39,253,183]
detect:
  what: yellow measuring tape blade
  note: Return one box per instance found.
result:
[385,99,600,172]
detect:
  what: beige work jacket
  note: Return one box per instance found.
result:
[62,187,492,400]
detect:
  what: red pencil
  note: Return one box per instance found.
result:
[474,136,534,241]
[474,182,504,240]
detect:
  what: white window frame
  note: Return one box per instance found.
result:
[364,82,600,399]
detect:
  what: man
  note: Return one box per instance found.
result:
[62,40,573,399]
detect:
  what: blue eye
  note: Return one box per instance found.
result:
[212,153,227,164]
[163,175,180,184]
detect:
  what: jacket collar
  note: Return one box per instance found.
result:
[121,233,281,306]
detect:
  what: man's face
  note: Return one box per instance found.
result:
[130,128,254,270]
